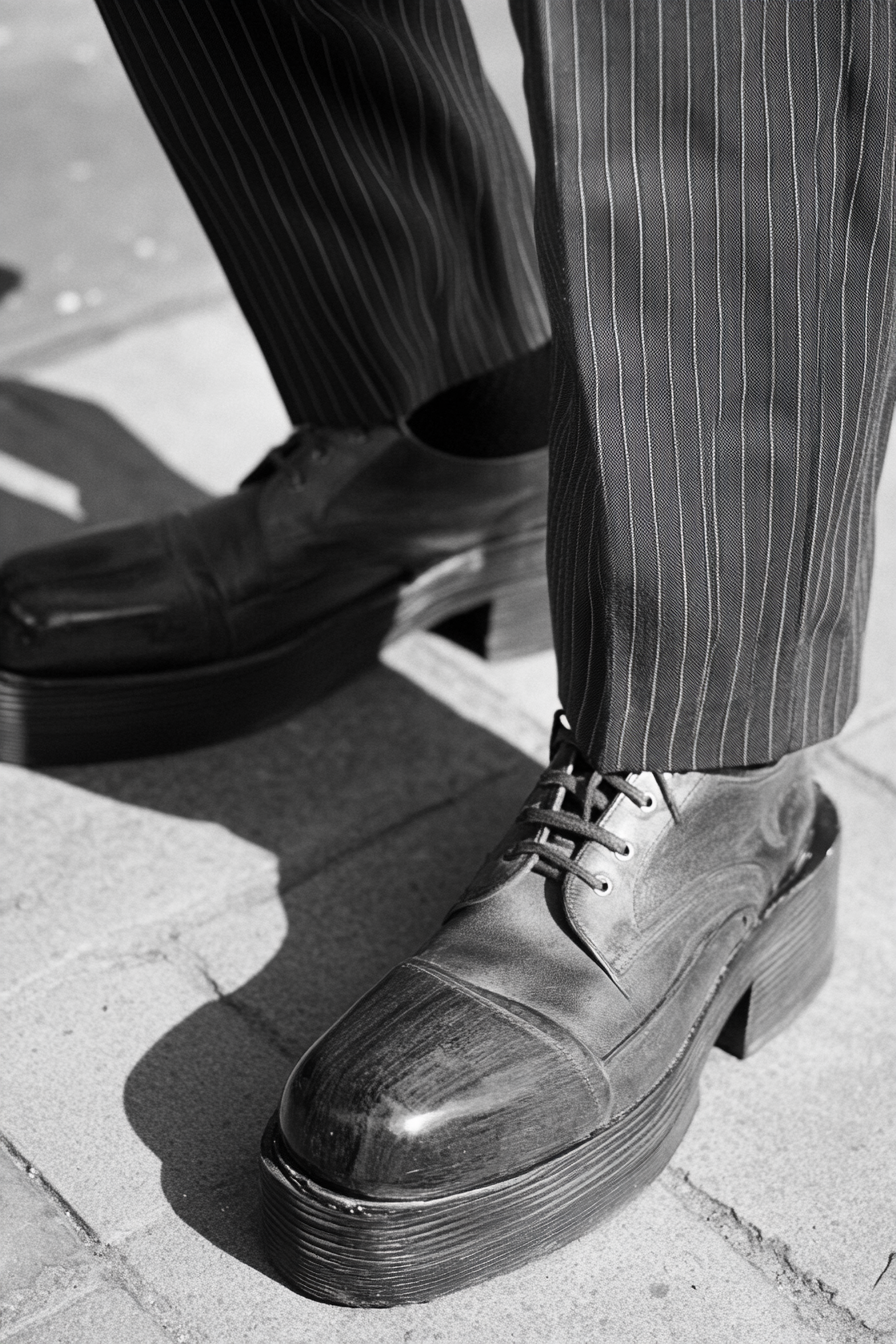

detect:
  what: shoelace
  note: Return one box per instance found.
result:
[510,770,652,894]
[240,426,332,490]
[505,719,678,895]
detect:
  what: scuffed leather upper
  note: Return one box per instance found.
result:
[279,737,817,1198]
[0,425,548,675]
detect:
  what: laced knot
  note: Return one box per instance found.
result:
[504,725,658,894]
[239,425,331,491]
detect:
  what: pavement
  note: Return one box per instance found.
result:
[1,3,896,1342]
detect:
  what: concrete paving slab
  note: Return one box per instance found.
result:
[117,1181,823,1344]
[50,665,531,893]
[0,0,228,370]
[383,631,557,763]
[0,700,534,1272]
[0,1144,101,1335]
[670,748,896,1334]
[0,952,218,1242]
[175,761,535,1066]
[0,377,207,563]
[5,1286,171,1344]
[466,0,533,170]
[834,711,896,796]
[29,305,290,497]
[0,765,276,996]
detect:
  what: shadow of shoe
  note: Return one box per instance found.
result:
[0,265,22,305]
[50,671,538,1284]
[0,377,207,564]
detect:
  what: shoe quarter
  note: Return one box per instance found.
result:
[561,771,791,984]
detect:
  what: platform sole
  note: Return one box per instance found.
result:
[0,529,549,766]
[258,790,839,1307]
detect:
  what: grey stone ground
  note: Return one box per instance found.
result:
[2,3,896,1340]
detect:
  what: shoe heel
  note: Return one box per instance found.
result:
[433,574,553,661]
[716,789,840,1060]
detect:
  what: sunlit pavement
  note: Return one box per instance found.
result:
[2,5,896,1342]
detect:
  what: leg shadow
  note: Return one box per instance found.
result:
[0,377,207,563]
[52,672,540,1281]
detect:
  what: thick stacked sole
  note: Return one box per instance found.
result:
[259,789,839,1308]
[0,529,549,766]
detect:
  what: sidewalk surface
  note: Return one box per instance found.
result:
[2,4,896,1342]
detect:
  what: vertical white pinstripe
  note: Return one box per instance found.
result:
[718,0,749,762]
[631,0,666,766]
[598,0,639,759]
[681,0,716,769]
[741,0,779,762]
[767,0,808,758]
[564,0,608,747]
[656,0,692,767]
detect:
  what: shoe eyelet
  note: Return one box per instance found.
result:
[595,875,612,894]
[615,842,634,862]
[638,794,656,814]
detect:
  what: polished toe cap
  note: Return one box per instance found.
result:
[0,519,212,675]
[278,960,611,1199]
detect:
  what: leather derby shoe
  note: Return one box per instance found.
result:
[259,718,839,1306]
[0,425,549,764]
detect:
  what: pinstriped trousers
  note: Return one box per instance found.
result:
[93,0,896,773]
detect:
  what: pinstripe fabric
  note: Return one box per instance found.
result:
[93,0,550,427]
[512,0,896,770]
[95,0,896,770]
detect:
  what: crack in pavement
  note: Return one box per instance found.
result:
[662,1166,884,1341]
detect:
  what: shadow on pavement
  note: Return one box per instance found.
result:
[0,265,22,304]
[1,377,540,1285]
[0,378,207,562]
[51,669,537,1285]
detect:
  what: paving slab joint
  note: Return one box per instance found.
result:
[662,1167,883,1342]
[159,764,533,1056]
[0,1132,100,1251]
[159,936,297,1062]
[0,290,232,376]
[0,1134,208,1344]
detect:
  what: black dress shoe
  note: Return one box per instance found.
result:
[259,719,839,1306]
[0,425,549,764]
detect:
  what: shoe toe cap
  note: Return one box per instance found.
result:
[278,961,611,1199]
[0,521,200,674]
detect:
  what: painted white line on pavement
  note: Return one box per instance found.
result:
[0,449,85,521]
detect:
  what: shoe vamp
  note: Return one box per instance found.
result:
[418,861,754,1118]
[312,438,547,563]
[185,489,408,654]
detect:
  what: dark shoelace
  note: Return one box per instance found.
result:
[509,768,653,894]
[504,717,679,895]
[240,426,332,490]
